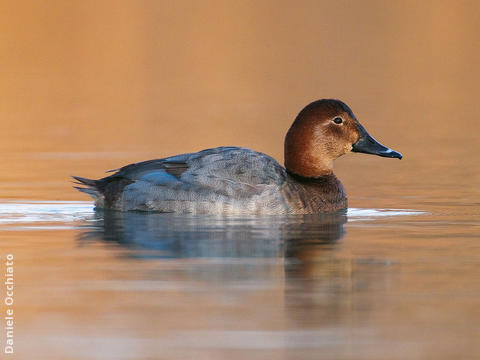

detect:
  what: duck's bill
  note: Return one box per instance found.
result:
[352,124,402,159]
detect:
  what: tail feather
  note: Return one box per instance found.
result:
[72,176,102,202]
[72,176,97,187]
[73,185,98,197]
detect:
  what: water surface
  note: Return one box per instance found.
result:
[1,1,479,358]
[1,174,478,360]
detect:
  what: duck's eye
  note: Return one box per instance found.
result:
[333,117,343,124]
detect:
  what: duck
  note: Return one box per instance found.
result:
[73,99,402,214]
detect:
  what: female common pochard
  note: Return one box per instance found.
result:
[74,99,402,214]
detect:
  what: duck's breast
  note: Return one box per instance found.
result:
[281,173,347,213]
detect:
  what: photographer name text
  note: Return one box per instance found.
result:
[4,254,14,354]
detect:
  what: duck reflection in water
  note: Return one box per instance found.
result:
[78,211,387,341]
[78,210,347,259]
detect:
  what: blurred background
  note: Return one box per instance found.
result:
[1,0,478,202]
[2,2,480,360]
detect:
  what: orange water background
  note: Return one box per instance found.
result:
[1,0,479,202]
[1,2,480,360]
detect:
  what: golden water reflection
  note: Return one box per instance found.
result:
[1,1,480,359]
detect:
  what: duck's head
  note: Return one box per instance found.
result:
[284,99,402,178]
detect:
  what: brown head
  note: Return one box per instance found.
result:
[284,99,402,178]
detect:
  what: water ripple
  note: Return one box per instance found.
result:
[0,200,424,230]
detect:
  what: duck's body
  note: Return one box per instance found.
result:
[74,99,401,214]
[74,146,346,214]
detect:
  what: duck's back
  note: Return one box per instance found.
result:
[74,147,291,214]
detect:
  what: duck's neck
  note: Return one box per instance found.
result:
[284,122,334,177]
[284,147,334,177]
[284,161,333,178]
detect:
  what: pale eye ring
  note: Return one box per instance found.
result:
[333,117,343,125]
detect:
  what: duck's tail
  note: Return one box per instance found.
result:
[72,176,102,201]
